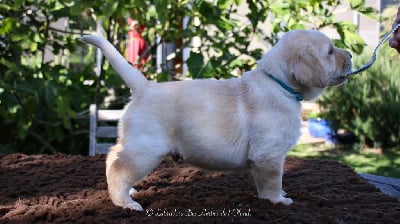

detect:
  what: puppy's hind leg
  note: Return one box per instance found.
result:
[106,144,165,211]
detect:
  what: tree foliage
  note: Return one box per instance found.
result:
[319,5,400,151]
[0,0,376,154]
[320,44,400,150]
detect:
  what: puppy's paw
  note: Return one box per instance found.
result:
[278,197,293,205]
[260,193,293,205]
[269,196,293,205]
[123,201,144,211]
[129,188,138,197]
[280,189,287,197]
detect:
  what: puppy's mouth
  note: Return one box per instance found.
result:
[337,63,353,84]
[338,75,349,85]
[331,68,351,86]
[341,57,355,78]
[333,76,348,86]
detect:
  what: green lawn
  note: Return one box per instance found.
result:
[288,144,400,178]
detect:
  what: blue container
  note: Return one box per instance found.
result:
[307,118,333,139]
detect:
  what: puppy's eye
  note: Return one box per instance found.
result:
[328,46,334,55]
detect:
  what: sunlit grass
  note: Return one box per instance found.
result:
[288,144,400,178]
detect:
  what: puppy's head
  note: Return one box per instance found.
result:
[259,30,352,100]
[285,30,352,87]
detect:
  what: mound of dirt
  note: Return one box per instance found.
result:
[0,153,399,223]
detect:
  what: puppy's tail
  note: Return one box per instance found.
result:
[80,35,148,91]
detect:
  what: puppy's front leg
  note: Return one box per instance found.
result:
[251,159,293,205]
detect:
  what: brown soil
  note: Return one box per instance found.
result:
[1,153,399,223]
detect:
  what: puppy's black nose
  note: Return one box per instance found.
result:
[347,51,352,58]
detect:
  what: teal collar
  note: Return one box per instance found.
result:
[261,69,303,102]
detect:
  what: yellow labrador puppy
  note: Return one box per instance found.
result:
[81,30,352,211]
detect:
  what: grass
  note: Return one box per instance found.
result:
[288,144,400,178]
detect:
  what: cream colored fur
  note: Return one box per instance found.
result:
[81,30,352,211]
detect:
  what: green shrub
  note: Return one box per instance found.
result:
[0,0,376,155]
[319,45,400,150]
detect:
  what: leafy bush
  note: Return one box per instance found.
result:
[0,0,375,154]
[0,1,113,154]
[319,45,400,150]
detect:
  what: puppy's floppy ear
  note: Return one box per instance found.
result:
[290,46,329,88]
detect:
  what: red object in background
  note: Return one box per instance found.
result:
[127,18,148,69]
